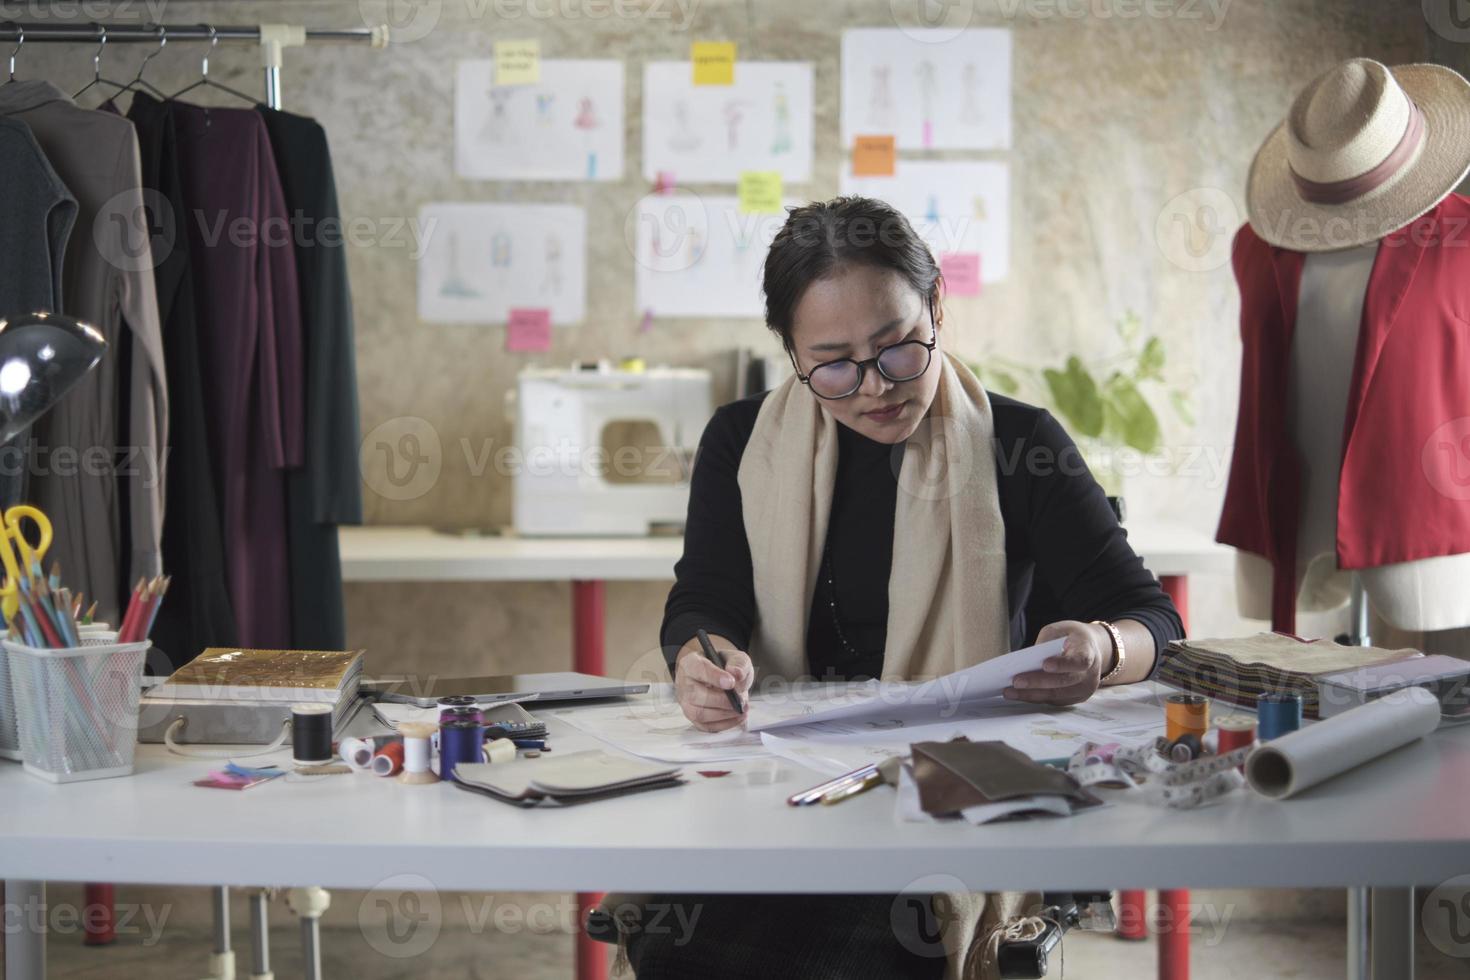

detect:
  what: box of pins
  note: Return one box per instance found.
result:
[5,631,151,782]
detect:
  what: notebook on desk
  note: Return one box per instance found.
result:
[452,750,683,807]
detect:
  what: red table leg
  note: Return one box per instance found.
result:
[1156,575,1190,980]
[83,882,115,945]
[572,580,608,980]
[1117,889,1148,940]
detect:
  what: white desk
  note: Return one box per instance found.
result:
[2,699,1465,978]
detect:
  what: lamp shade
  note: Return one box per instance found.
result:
[0,312,107,444]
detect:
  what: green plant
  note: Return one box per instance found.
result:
[969,310,1192,455]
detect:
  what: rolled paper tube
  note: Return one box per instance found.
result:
[372,741,405,777]
[397,722,438,785]
[1245,687,1440,800]
[1165,693,1209,742]
[483,737,516,764]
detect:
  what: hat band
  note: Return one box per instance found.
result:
[1289,101,1426,205]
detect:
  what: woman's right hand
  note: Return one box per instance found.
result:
[674,635,754,732]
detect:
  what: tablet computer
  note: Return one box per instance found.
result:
[363,671,649,708]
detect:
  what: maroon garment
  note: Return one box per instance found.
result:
[173,103,304,648]
[1217,193,1470,633]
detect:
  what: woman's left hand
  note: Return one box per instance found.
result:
[1003,620,1109,706]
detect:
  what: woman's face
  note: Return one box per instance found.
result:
[787,264,942,445]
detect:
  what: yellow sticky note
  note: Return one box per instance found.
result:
[692,41,735,85]
[738,171,782,214]
[494,39,540,85]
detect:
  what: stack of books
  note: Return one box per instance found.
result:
[1158,633,1421,719]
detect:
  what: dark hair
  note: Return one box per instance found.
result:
[761,196,940,353]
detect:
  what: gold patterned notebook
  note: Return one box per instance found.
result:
[153,648,367,703]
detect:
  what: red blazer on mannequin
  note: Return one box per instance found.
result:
[1217,192,1470,633]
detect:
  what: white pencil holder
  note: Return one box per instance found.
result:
[5,633,151,782]
[0,631,19,760]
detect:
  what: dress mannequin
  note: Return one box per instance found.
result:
[1234,239,1470,631]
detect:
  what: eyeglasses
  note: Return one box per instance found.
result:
[791,300,939,400]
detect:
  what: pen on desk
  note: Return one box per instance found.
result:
[696,628,745,715]
[820,769,885,805]
[787,762,880,806]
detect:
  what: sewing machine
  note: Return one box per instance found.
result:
[510,363,712,536]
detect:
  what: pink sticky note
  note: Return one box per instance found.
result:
[507,308,552,352]
[655,171,677,194]
[940,253,981,296]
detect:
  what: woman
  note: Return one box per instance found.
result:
[628,197,1183,978]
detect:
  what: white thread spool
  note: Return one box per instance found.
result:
[482,737,516,765]
[339,737,374,769]
[398,722,439,784]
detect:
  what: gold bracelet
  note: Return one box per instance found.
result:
[1092,620,1126,684]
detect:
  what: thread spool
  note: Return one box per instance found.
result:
[438,696,483,725]
[1215,716,1256,771]
[483,737,516,764]
[397,722,438,785]
[339,736,391,770]
[1256,692,1303,741]
[372,741,405,776]
[439,717,486,783]
[291,704,333,767]
[1169,733,1203,763]
[1165,693,1209,742]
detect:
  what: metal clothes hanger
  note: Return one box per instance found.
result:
[170,26,257,104]
[4,25,23,86]
[121,25,171,100]
[72,26,132,102]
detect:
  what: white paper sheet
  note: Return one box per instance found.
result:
[455,59,625,181]
[749,639,1065,733]
[839,160,1010,282]
[643,62,814,182]
[840,28,1011,150]
[632,193,795,317]
[417,202,586,324]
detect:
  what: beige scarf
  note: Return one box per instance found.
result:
[737,351,1011,683]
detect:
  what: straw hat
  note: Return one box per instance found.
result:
[1246,58,1470,252]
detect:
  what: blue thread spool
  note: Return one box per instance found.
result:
[437,696,483,726]
[439,703,485,783]
[1256,692,1303,741]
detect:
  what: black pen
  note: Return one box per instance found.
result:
[696,628,746,714]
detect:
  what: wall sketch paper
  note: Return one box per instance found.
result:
[840,28,1011,150]
[643,62,814,183]
[841,160,1010,282]
[633,193,798,317]
[455,59,625,181]
[417,203,587,324]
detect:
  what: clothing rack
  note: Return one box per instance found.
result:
[0,21,389,109]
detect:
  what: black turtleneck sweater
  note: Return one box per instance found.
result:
[661,391,1183,678]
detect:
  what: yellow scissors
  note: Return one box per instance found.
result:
[0,505,52,621]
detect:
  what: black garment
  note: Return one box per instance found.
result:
[624,893,946,980]
[662,392,1184,677]
[257,106,364,651]
[127,93,238,669]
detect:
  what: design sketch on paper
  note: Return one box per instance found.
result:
[455,59,624,181]
[643,62,814,182]
[418,202,587,324]
[840,161,1011,283]
[634,194,793,318]
[841,29,1011,150]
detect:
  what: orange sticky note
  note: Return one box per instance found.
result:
[507,308,552,351]
[940,253,981,295]
[692,41,735,85]
[852,135,896,177]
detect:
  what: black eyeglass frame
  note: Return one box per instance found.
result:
[789,296,940,400]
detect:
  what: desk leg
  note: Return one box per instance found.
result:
[1158,575,1190,980]
[1370,887,1413,980]
[81,883,114,945]
[5,879,45,980]
[571,579,608,980]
